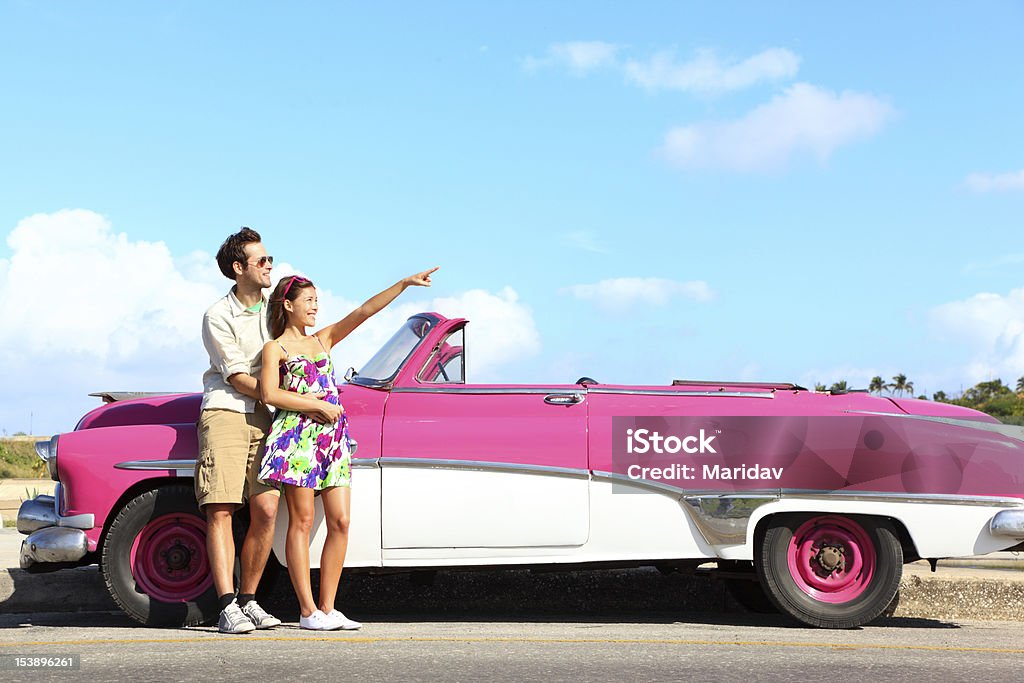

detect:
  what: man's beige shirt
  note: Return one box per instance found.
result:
[200,288,270,413]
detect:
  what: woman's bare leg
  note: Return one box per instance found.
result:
[283,484,318,617]
[317,486,351,613]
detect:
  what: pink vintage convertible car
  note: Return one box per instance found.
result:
[18,313,1024,628]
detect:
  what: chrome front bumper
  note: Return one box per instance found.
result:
[17,491,94,571]
[20,527,89,570]
[991,508,1024,539]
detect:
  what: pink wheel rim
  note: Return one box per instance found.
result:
[130,513,211,603]
[786,515,875,604]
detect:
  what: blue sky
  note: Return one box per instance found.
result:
[2,2,1023,434]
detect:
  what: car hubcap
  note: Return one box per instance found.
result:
[130,514,211,603]
[786,516,875,603]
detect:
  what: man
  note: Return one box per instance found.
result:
[196,227,283,633]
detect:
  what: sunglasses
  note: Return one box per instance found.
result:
[245,255,274,267]
[282,275,309,297]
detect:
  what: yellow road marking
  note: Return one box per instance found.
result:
[0,636,1022,654]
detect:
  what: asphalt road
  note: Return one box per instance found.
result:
[1,611,1022,682]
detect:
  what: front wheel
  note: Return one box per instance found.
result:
[757,514,902,629]
[100,485,280,627]
[101,485,217,626]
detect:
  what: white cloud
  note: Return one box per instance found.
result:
[523,41,621,74]
[563,231,609,254]
[0,210,540,434]
[661,83,893,172]
[0,210,222,360]
[961,253,1024,275]
[565,277,714,311]
[929,288,1024,384]
[0,210,223,433]
[624,47,800,95]
[963,169,1024,193]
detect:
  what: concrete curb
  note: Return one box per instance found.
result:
[2,561,1022,622]
[3,525,1022,621]
[0,566,117,613]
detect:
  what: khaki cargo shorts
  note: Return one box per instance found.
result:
[195,407,279,508]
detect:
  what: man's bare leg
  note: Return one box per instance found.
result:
[239,490,280,594]
[205,503,238,599]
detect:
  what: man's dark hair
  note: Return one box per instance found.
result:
[215,227,262,280]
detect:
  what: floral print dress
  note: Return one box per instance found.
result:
[258,338,352,489]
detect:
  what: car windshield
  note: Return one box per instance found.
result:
[354,316,434,385]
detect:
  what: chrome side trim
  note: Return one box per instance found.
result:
[391,387,569,395]
[844,410,1024,443]
[392,386,773,398]
[352,457,378,469]
[780,490,1024,508]
[683,494,779,546]
[115,459,199,471]
[379,457,590,479]
[990,509,1024,538]
[87,391,181,403]
[672,379,801,390]
[117,456,379,474]
[591,472,1023,508]
[590,470,690,497]
[587,388,774,398]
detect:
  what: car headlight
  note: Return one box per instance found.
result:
[34,435,60,482]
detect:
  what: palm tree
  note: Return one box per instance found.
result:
[829,380,849,393]
[1017,376,1024,394]
[814,382,827,392]
[869,376,886,395]
[904,381,914,396]
[889,373,908,397]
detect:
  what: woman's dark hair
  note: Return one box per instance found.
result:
[268,275,315,338]
[215,227,262,280]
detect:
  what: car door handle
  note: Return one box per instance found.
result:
[544,393,583,405]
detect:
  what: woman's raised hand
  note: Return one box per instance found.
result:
[403,266,439,288]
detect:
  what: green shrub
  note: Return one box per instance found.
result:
[0,439,48,479]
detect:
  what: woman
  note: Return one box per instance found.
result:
[258,267,437,630]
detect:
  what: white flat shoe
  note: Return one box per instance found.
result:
[299,610,338,631]
[326,609,362,630]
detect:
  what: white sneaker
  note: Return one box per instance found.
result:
[240,600,282,629]
[299,610,338,631]
[218,600,256,634]
[326,609,362,630]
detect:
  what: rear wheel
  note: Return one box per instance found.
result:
[757,514,902,628]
